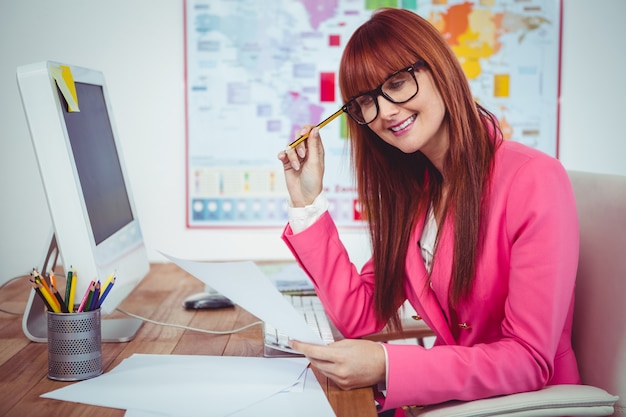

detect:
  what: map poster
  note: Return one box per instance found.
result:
[185,0,562,228]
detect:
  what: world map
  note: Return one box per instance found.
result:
[185,0,561,227]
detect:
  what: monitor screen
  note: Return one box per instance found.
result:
[61,82,134,245]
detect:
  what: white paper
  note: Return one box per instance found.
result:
[120,357,336,417]
[160,252,325,345]
[43,354,337,417]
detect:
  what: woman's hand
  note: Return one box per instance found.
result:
[290,339,387,390]
[277,125,325,207]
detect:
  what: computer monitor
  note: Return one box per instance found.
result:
[17,61,149,342]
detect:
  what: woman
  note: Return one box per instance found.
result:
[277,8,580,413]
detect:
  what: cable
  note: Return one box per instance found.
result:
[0,307,22,316]
[0,276,26,316]
[0,275,264,334]
[116,307,264,335]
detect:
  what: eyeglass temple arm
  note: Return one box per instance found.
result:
[287,107,345,149]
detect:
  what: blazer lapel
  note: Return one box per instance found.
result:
[404,217,456,345]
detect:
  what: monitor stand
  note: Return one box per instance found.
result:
[21,234,143,343]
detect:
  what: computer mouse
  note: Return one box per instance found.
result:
[183,292,235,310]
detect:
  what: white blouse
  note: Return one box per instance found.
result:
[419,206,438,274]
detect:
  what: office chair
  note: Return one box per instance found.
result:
[371,171,624,417]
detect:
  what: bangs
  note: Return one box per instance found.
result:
[339,17,420,103]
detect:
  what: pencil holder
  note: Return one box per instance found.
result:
[46,308,102,381]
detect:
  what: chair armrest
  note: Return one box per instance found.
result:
[411,385,618,417]
[363,317,435,342]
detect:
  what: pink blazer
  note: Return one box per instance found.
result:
[282,140,581,410]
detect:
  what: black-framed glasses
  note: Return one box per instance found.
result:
[343,60,426,125]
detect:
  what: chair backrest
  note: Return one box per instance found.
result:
[569,170,626,417]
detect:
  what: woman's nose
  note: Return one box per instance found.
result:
[376,95,400,119]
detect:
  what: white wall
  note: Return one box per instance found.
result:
[1,0,624,279]
[559,1,626,174]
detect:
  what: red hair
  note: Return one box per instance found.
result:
[339,8,499,330]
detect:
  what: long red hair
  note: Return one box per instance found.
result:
[339,8,499,330]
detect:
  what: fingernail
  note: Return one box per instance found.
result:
[297,147,306,158]
[291,160,300,171]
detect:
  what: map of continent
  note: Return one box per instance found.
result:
[430,2,554,80]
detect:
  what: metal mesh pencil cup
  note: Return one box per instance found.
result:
[46,309,102,381]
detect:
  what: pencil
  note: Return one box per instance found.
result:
[88,281,100,311]
[84,281,96,312]
[287,108,344,149]
[97,276,115,308]
[64,268,73,310]
[31,269,51,295]
[30,280,54,311]
[33,273,60,311]
[49,270,57,289]
[77,280,95,312]
[100,273,114,296]
[50,285,69,313]
[34,280,61,313]
[68,269,77,313]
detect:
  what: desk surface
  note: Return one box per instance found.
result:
[0,263,377,417]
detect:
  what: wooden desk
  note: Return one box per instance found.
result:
[0,263,377,417]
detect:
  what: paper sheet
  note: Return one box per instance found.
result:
[160,252,325,345]
[43,354,336,417]
[123,365,336,417]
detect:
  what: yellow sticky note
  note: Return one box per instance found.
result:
[50,65,80,112]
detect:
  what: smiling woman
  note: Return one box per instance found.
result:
[277,7,581,415]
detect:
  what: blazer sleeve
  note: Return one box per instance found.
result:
[282,214,386,337]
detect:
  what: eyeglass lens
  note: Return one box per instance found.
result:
[345,67,419,125]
